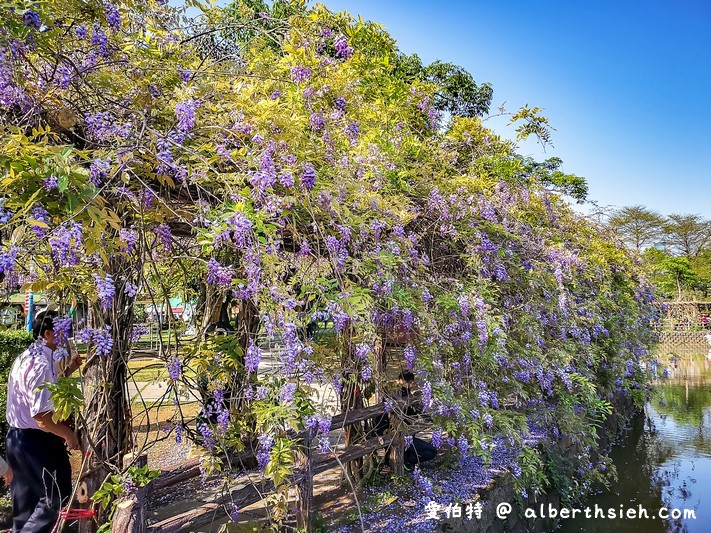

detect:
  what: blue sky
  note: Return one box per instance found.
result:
[325,0,711,218]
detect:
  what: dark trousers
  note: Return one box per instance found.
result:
[404,437,437,467]
[6,427,71,533]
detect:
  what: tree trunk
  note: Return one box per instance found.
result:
[340,327,365,484]
[373,333,386,404]
[294,432,313,532]
[79,262,137,533]
[388,412,404,477]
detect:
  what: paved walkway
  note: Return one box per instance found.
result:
[128,348,340,413]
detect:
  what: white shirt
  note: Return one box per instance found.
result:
[6,342,57,430]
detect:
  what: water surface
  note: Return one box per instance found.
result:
[559,348,711,533]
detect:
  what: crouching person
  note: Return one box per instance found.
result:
[373,372,438,471]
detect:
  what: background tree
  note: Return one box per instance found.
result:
[393,53,494,118]
[663,214,711,258]
[643,248,700,299]
[608,205,665,252]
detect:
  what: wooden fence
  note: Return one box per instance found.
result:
[125,393,423,532]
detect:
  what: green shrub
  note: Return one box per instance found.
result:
[0,330,32,456]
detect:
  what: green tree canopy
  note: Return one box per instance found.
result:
[663,214,711,258]
[609,205,666,252]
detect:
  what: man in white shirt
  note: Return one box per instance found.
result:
[6,313,81,532]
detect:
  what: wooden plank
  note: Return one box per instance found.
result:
[151,449,256,491]
[149,481,273,532]
[151,458,201,491]
[148,503,221,533]
[309,434,396,477]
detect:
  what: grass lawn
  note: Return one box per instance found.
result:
[128,359,169,382]
[127,359,199,382]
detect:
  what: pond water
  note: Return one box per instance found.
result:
[559,347,711,533]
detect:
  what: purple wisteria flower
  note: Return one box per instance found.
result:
[74,24,88,39]
[404,345,416,371]
[130,323,147,343]
[250,152,277,191]
[93,326,114,357]
[458,435,469,455]
[154,223,172,252]
[300,163,317,190]
[55,64,73,89]
[167,356,181,380]
[120,228,138,253]
[311,432,327,453]
[431,427,443,449]
[421,379,432,411]
[217,405,230,435]
[53,345,69,361]
[199,423,215,450]
[23,10,41,29]
[0,201,12,225]
[279,382,297,403]
[93,273,115,311]
[354,343,371,360]
[333,35,354,59]
[344,121,359,143]
[227,212,252,248]
[483,413,494,428]
[89,158,111,186]
[91,23,110,57]
[44,175,58,190]
[30,206,50,239]
[278,172,294,188]
[228,503,239,521]
[85,112,129,142]
[257,433,274,468]
[53,315,73,339]
[176,99,199,133]
[257,433,274,469]
[310,112,324,131]
[290,65,312,83]
[318,417,331,435]
[296,240,312,258]
[270,90,281,100]
[206,258,234,289]
[104,2,121,31]
[245,339,261,373]
[49,222,83,267]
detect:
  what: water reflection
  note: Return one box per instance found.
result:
[559,347,711,532]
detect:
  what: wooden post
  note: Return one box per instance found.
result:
[111,454,147,533]
[388,412,404,476]
[340,326,366,483]
[295,432,313,532]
